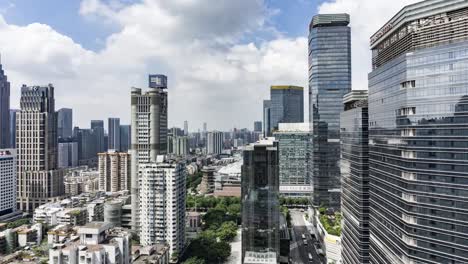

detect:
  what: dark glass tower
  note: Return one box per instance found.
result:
[309,14,351,208]
[369,1,468,263]
[57,108,73,139]
[263,100,271,137]
[269,86,304,133]
[0,57,10,148]
[108,117,121,151]
[340,90,369,264]
[241,139,280,263]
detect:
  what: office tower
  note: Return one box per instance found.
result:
[119,125,131,152]
[9,109,18,148]
[58,141,78,168]
[0,149,16,218]
[170,136,189,156]
[263,100,271,137]
[57,108,73,139]
[184,120,188,136]
[273,123,313,197]
[0,57,10,149]
[130,74,168,232]
[139,156,186,256]
[241,138,280,263]
[206,131,224,154]
[368,1,468,263]
[75,128,96,162]
[108,118,121,151]
[17,84,64,212]
[309,14,351,208]
[91,120,105,153]
[269,86,304,134]
[98,150,131,192]
[340,91,369,264]
[201,122,207,140]
[254,121,262,132]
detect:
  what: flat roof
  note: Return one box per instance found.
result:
[270,85,303,91]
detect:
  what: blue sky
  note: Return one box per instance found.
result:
[1,0,321,52]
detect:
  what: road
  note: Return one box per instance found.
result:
[289,210,323,264]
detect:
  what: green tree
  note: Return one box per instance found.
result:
[183,257,206,264]
[217,221,238,241]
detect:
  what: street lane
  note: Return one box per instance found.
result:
[290,210,322,264]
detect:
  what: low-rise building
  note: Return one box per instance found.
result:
[132,244,170,264]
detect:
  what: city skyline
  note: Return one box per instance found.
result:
[0,0,422,130]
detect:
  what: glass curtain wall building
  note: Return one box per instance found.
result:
[269,86,304,134]
[309,14,351,208]
[369,1,468,263]
[263,100,271,137]
[340,90,369,264]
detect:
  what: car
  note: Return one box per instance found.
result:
[303,239,308,245]
[301,234,306,239]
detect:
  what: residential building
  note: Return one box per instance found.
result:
[263,100,272,137]
[274,123,313,197]
[340,91,369,264]
[368,1,468,263]
[108,117,121,151]
[0,149,16,220]
[9,109,18,148]
[309,13,351,208]
[241,138,280,263]
[58,141,78,168]
[57,108,73,139]
[138,156,186,257]
[254,121,262,132]
[17,84,65,212]
[119,125,131,152]
[269,85,304,133]
[130,74,168,232]
[0,58,10,149]
[98,150,131,192]
[206,131,224,155]
[132,244,170,264]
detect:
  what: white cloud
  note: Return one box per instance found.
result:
[318,0,420,90]
[1,0,307,130]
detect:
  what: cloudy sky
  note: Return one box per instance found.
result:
[0,0,420,131]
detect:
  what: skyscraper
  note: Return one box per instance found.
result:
[241,138,280,263]
[108,118,121,151]
[340,91,369,264]
[17,84,64,212]
[0,57,10,149]
[263,100,271,137]
[58,141,78,168]
[139,156,186,257]
[9,109,18,148]
[309,14,351,208]
[206,131,224,155]
[184,120,188,136]
[57,108,73,139]
[273,123,313,197]
[91,120,105,153]
[98,150,131,192]
[119,125,131,152]
[0,149,16,219]
[269,86,304,134]
[254,121,262,132]
[130,74,168,232]
[368,1,468,263]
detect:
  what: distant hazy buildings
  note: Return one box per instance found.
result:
[0,149,16,219]
[368,1,468,263]
[184,120,188,136]
[263,100,272,137]
[269,86,304,133]
[242,138,280,263]
[17,84,64,212]
[130,74,168,231]
[254,121,262,132]
[340,91,369,264]
[168,136,189,156]
[58,141,78,168]
[206,131,224,155]
[139,156,186,256]
[57,108,73,139]
[309,14,351,208]
[91,120,105,153]
[108,118,121,151]
[0,59,10,149]
[120,125,131,152]
[274,123,313,197]
[98,150,131,192]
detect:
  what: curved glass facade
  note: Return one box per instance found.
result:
[369,41,468,264]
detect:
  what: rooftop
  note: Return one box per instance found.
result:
[310,13,350,30]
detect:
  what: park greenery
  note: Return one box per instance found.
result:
[182,195,241,263]
[279,196,309,206]
[187,171,203,192]
[319,207,342,236]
